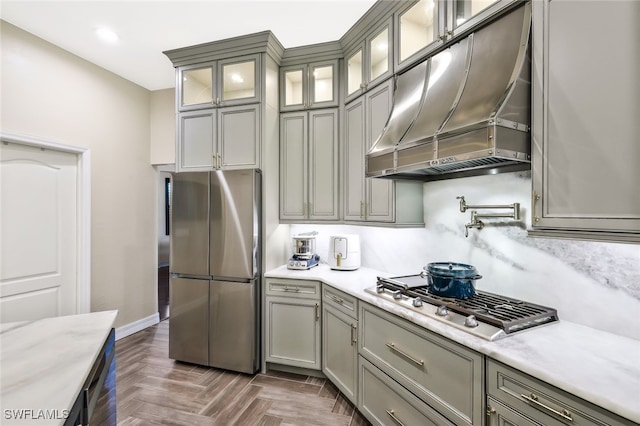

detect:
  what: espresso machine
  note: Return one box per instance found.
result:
[287,231,320,270]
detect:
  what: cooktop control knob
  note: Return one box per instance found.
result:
[436,305,449,317]
[412,297,423,307]
[465,315,479,328]
[392,290,403,300]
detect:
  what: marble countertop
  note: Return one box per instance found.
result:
[265,265,640,424]
[0,310,118,425]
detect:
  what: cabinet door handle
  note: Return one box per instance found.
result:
[315,303,320,321]
[386,342,424,367]
[520,393,573,422]
[360,201,365,219]
[386,409,406,426]
[350,324,357,346]
[532,191,541,223]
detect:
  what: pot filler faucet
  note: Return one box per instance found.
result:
[456,196,521,237]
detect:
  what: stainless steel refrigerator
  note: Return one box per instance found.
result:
[169,169,261,374]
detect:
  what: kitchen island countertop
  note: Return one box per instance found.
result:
[265,264,640,424]
[0,310,118,425]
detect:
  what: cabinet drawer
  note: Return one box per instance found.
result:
[322,285,357,319]
[359,356,454,426]
[265,278,320,299]
[487,397,542,426]
[487,359,635,426]
[360,303,483,426]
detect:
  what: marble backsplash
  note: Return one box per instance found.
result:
[290,171,640,340]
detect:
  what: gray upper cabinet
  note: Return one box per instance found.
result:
[177,54,260,111]
[530,0,640,243]
[394,0,519,72]
[177,104,260,172]
[344,79,394,223]
[345,19,393,103]
[280,109,339,221]
[344,79,424,225]
[280,60,339,111]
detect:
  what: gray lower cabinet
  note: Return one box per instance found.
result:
[359,355,454,426]
[177,103,260,172]
[280,109,339,221]
[487,397,542,426]
[322,286,358,404]
[530,0,640,242]
[486,359,635,426]
[359,302,484,426]
[264,278,321,370]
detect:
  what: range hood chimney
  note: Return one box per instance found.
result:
[367,3,531,181]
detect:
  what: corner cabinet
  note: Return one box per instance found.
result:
[177,103,260,172]
[322,286,358,404]
[264,278,321,370]
[530,0,640,243]
[344,78,424,225]
[280,109,339,221]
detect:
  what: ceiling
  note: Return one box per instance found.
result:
[0,0,377,91]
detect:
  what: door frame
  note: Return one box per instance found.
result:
[1,131,91,314]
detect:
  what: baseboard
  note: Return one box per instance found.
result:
[115,312,160,341]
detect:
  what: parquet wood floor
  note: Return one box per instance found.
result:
[115,320,371,425]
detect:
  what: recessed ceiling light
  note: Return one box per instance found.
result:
[96,27,119,44]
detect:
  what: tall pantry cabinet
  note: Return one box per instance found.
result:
[279,43,342,222]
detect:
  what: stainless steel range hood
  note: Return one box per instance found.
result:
[367,3,532,181]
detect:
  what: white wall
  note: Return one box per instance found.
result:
[150,88,175,165]
[291,172,640,340]
[1,21,158,328]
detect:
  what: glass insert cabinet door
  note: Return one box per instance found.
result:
[221,57,257,102]
[369,27,390,83]
[311,64,334,104]
[281,61,338,110]
[453,0,499,28]
[284,69,305,107]
[181,66,214,108]
[398,0,440,64]
[347,49,363,97]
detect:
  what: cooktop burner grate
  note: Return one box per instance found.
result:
[377,275,559,335]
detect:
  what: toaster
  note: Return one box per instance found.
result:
[328,234,361,270]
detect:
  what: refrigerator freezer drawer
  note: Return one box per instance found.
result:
[169,276,209,365]
[209,279,259,374]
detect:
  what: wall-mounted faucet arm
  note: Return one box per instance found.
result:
[457,196,521,237]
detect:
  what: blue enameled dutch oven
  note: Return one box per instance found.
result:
[423,262,482,299]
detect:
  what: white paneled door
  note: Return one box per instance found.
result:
[0,142,78,322]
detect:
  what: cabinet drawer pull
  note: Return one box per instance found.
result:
[386,342,424,367]
[521,393,573,422]
[282,286,300,292]
[330,295,344,305]
[386,409,406,426]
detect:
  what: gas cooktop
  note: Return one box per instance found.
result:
[366,274,559,341]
